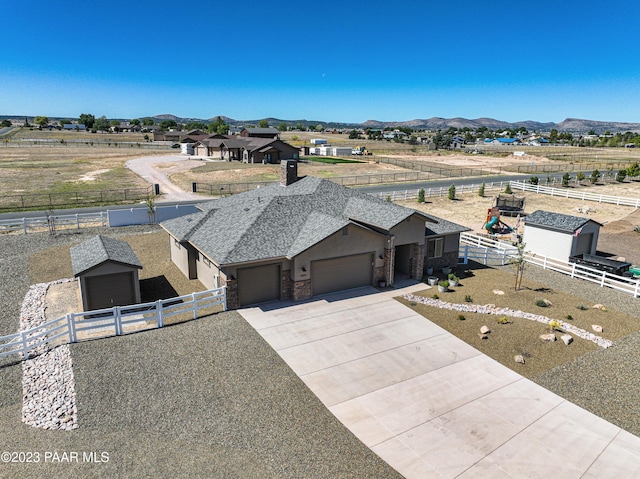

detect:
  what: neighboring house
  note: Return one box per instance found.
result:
[486,138,520,145]
[70,235,142,311]
[423,213,472,271]
[193,136,299,163]
[161,161,432,308]
[523,210,601,262]
[239,127,280,139]
[450,136,465,149]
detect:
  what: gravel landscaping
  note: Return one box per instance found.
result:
[0,228,401,478]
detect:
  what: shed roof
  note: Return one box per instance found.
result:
[524,210,601,233]
[422,213,472,236]
[70,235,142,276]
[161,176,426,266]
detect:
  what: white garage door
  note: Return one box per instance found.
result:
[312,253,374,296]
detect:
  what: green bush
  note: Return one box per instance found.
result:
[418,188,425,203]
[457,314,466,321]
[529,176,539,185]
[616,169,628,182]
[478,182,485,197]
[504,182,512,194]
[432,294,439,299]
[464,295,473,302]
[562,172,571,187]
[497,316,510,324]
[590,169,600,184]
[448,184,456,200]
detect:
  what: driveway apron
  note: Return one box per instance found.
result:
[239,284,640,478]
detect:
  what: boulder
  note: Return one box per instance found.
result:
[592,324,603,333]
[561,334,573,346]
[540,333,556,342]
[514,355,525,364]
[480,325,491,334]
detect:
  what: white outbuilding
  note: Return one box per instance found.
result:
[523,210,601,262]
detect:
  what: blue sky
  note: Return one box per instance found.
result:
[1,0,639,124]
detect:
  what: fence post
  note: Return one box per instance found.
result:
[115,307,122,335]
[157,300,164,328]
[192,293,198,319]
[222,287,227,311]
[21,330,29,359]
[67,314,76,343]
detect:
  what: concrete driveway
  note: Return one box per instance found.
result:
[239,283,640,478]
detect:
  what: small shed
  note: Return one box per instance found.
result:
[523,210,601,262]
[70,235,142,311]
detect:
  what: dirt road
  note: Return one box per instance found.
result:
[125,155,210,202]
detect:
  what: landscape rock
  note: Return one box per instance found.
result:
[592,304,607,311]
[480,325,491,334]
[561,334,573,346]
[592,325,604,333]
[514,355,525,364]
[540,333,556,342]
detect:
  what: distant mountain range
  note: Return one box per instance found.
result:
[153,114,640,134]
[3,114,639,134]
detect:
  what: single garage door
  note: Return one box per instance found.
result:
[85,272,135,310]
[312,253,373,296]
[237,263,281,306]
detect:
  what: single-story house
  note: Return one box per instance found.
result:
[422,213,472,271]
[70,235,142,311]
[523,210,601,262]
[161,160,437,308]
[193,136,299,164]
[239,127,280,139]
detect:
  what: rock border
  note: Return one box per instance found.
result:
[403,293,613,349]
[19,279,78,430]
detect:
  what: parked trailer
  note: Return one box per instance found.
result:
[310,138,327,145]
[569,254,632,276]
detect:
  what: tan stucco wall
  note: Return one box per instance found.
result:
[169,237,191,279]
[291,224,384,282]
[389,214,426,246]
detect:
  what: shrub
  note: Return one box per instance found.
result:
[535,299,549,307]
[417,188,425,203]
[385,195,391,202]
[549,319,562,331]
[438,280,449,288]
[628,161,640,178]
[562,172,571,187]
[590,169,601,184]
[448,184,456,200]
[529,176,539,185]
[432,294,439,299]
[616,169,628,182]
[565,314,573,320]
[577,304,588,310]
[478,182,485,197]
[464,295,473,302]
[504,182,512,194]
[576,172,585,183]
[497,316,510,324]
[457,314,466,321]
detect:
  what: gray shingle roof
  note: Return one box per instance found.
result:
[70,235,142,276]
[161,176,426,265]
[422,213,472,236]
[524,210,601,233]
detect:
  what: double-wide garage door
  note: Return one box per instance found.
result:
[312,253,373,296]
[237,263,281,307]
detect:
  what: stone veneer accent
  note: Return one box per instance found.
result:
[383,247,395,286]
[224,278,239,309]
[424,251,458,274]
[281,270,292,300]
[292,279,312,301]
[410,243,425,279]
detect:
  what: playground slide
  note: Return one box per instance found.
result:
[485,216,499,231]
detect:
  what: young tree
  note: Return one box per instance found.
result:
[278,122,287,132]
[590,169,600,184]
[478,182,485,197]
[627,162,640,178]
[562,172,571,187]
[34,116,49,128]
[504,182,512,194]
[616,169,628,182]
[529,176,539,185]
[448,183,456,200]
[258,119,269,128]
[576,172,585,184]
[509,242,529,291]
[418,188,425,203]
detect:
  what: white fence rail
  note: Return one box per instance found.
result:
[376,181,510,201]
[510,181,640,207]
[459,232,640,298]
[0,287,226,360]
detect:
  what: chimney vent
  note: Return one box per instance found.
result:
[280,160,298,186]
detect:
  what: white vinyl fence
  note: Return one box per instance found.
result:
[0,287,226,360]
[459,232,640,298]
[510,181,640,207]
[376,181,509,201]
